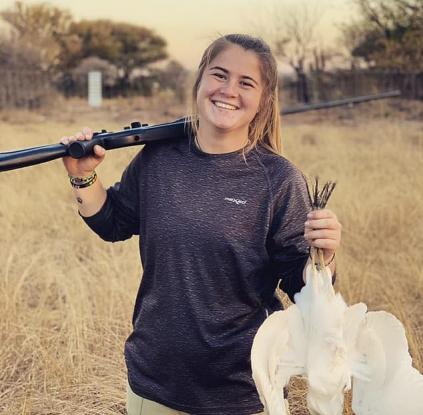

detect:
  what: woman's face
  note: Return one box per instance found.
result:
[196,44,263,136]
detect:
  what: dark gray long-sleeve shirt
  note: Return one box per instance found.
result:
[82,135,312,415]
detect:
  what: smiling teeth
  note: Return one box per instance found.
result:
[213,101,238,110]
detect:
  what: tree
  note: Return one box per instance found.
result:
[67,20,168,94]
[0,1,76,72]
[151,60,189,103]
[0,2,169,97]
[0,34,42,69]
[342,0,423,71]
[254,0,328,103]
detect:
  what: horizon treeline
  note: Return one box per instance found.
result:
[0,0,421,108]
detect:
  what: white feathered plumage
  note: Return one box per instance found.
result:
[251,263,423,415]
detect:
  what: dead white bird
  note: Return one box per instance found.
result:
[251,262,423,415]
[251,263,351,415]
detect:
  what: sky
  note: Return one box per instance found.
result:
[1,0,357,69]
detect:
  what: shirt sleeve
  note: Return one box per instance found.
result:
[80,149,142,242]
[267,169,311,303]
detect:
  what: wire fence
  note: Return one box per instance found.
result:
[0,68,422,110]
[0,69,54,110]
[281,70,423,105]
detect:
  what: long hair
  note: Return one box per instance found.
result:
[189,34,282,155]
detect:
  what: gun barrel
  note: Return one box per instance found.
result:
[0,120,188,173]
[0,90,401,172]
[0,144,68,172]
[281,90,401,115]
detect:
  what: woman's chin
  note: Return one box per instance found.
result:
[213,121,237,131]
[207,115,240,131]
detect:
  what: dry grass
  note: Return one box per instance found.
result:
[0,97,422,414]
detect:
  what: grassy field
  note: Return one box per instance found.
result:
[0,97,422,414]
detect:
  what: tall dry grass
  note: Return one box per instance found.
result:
[0,98,422,414]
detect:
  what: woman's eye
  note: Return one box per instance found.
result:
[241,81,254,88]
[212,73,225,79]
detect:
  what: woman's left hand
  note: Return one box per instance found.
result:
[304,209,342,263]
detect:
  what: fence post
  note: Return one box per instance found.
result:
[88,71,102,107]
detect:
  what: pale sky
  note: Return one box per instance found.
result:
[1,0,356,69]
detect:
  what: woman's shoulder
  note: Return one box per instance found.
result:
[253,146,310,209]
[140,135,187,157]
[253,145,306,186]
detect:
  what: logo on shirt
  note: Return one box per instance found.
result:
[224,197,247,205]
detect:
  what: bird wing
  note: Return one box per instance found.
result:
[251,309,290,415]
[343,302,368,381]
[251,306,306,415]
[269,306,307,386]
[352,311,423,415]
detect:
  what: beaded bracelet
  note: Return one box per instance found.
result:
[69,171,97,189]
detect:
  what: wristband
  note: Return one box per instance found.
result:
[69,171,97,189]
[324,252,336,267]
[309,252,336,267]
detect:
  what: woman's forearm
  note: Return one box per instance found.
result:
[71,175,108,218]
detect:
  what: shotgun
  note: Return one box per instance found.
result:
[0,90,400,172]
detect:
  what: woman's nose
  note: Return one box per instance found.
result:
[219,79,238,96]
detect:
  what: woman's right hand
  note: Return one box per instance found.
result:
[60,127,106,177]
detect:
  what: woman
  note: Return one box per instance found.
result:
[61,34,341,415]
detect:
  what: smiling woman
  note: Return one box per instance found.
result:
[58,33,341,415]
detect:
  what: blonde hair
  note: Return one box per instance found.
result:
[188,34,282,156]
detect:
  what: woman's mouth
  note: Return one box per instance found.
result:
[211,100,239,110]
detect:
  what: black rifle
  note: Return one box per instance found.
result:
[0,90,400,172]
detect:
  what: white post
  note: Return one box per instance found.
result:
[88,71,102,107]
